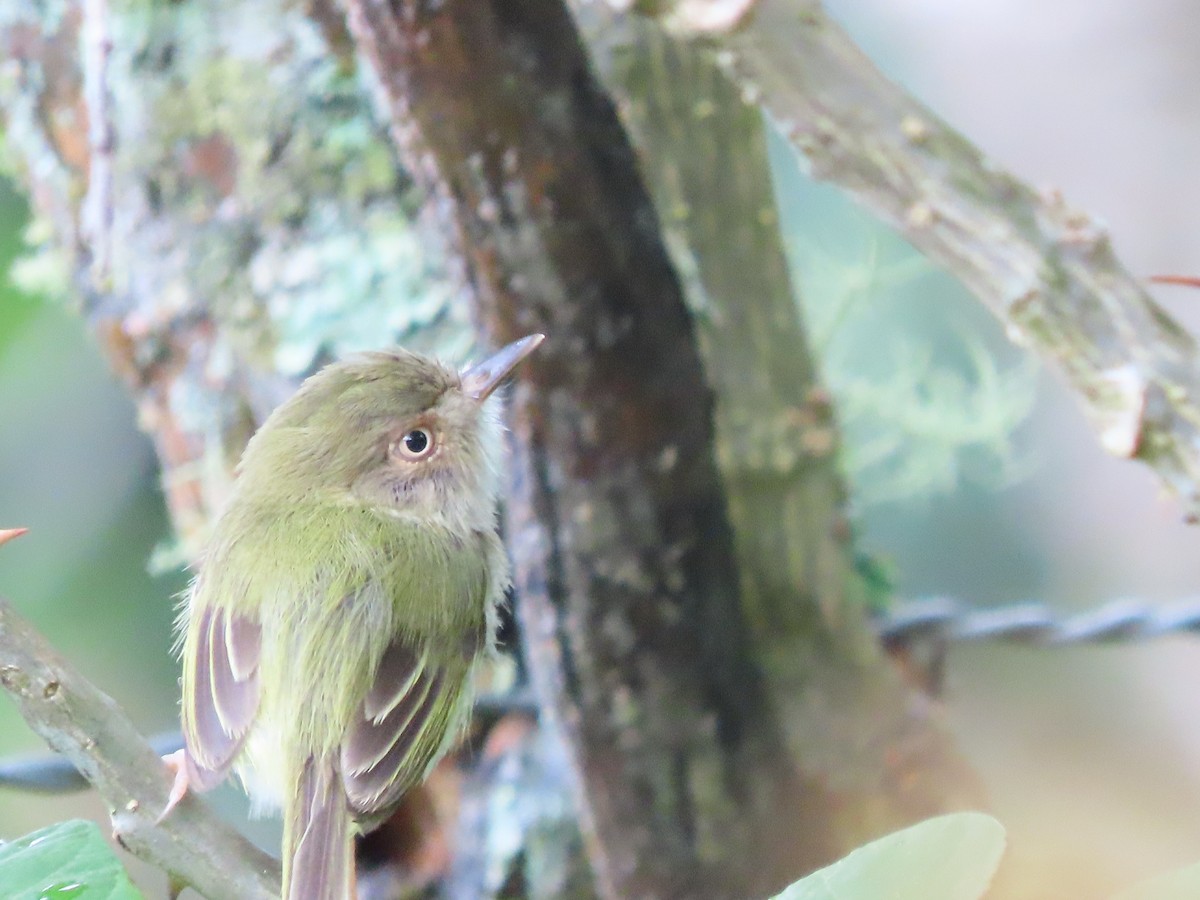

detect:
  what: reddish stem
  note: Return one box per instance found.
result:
[1150,275,1200,288]
[0,528,29,547]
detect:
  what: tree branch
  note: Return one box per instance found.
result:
[641,0,1200,518]
[0,529,28,548]
[0,597,280,900]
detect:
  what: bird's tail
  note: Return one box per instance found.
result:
[282,755,355,900]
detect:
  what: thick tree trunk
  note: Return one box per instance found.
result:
[343,1,825,897]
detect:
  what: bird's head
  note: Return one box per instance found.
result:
[236,335,543,533]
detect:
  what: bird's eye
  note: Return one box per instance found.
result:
[393,427,437,462]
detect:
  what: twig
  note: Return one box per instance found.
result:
[627,0,1200,519]
[0,529,28,547]
[881,595,1200,647]
[0,598,280,899]
[0,731,183,794]
[0,692,541,796]
[1151,276,1200,289]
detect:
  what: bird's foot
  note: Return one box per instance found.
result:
[158,749,191,823]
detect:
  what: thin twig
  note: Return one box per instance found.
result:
[0,529,28,547]
[880,595,1200,647]
[0,692,542,795]
[0,598,280,899]
[0,731,183,794]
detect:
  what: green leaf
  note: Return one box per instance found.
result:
[772,812,1006,900]
[1112,860,1200,900]
[0,819,144,900]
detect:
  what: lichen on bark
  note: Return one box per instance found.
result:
[0,0,471,555]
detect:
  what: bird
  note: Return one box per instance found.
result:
[163,334,543,900]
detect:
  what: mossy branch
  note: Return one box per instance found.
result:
[0,596,280,900]
[627,0,1200,518]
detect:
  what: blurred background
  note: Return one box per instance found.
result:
[823,1,1200,897]
[3,1,1200,897]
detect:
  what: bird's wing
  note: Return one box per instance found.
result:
[285,576,481,899]
[340,532,498,819]
[182,605,262,789]
[340,638,473,818]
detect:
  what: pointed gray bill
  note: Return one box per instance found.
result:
[461,334,544,402]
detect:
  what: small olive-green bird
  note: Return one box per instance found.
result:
[165,334,543,900]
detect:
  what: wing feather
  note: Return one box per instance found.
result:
[339,536,498,817]
[184,606,261,789]
[363,641,423,722]
[346,668,437,776]
[342,639,464,817]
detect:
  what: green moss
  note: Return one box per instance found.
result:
[99,0,467,375]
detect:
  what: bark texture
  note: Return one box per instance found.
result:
[578,10,983,849]
[343,1,821,897]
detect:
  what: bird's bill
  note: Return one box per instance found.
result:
[461,334,544,401]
